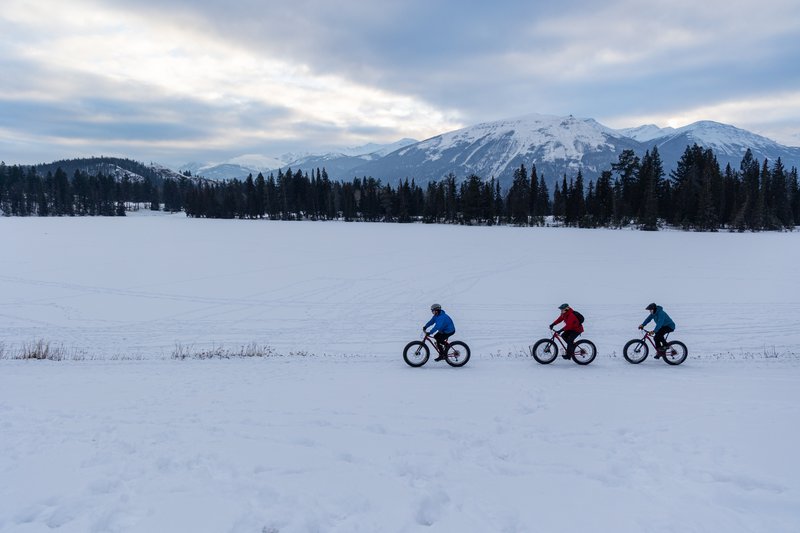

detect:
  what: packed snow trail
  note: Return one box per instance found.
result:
[1,357,798,532]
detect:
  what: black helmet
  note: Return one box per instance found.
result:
[430,303,442,311]
[558,303,569,310]
[646,303,657,311]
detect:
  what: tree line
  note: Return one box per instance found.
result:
[1,145,798,231]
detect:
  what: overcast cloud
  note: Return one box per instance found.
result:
[1,0,799,166]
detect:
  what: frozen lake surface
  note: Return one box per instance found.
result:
[1,215,799,531]
[1,214,798,359]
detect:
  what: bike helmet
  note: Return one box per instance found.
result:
[430,303,442,311]
[646,302,657,311]
[558,303,569,310]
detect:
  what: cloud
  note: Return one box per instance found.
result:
[1,0,799,166]
[0,0,463,163]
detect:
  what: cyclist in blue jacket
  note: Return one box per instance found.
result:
[639,303,676,358]
[424,303,456,361]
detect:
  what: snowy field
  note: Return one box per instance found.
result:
[1,214,799,532]
[1,213,798,359]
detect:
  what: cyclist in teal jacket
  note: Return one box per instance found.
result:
[424,303,456,361]
[640,303,676,358]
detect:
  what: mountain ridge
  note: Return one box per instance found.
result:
[21,116,800,188]
[183,115,799,187]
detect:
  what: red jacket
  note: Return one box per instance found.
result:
[551,309,584,333]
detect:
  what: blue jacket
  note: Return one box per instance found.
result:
[424,310,455,335]
[641,306,676,332]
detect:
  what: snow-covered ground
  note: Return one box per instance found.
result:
[1,357,798,532]
[1,214,798,359]
[1,214,799,532]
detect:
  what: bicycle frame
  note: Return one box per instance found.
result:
[640,329,669,349]
[549,330,578,353]
[421,332,448,353]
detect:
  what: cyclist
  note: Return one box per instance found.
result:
[639,303,676,358]
[423,303,456,361]
[549,303,583,359]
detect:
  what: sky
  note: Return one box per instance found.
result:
[1,0,799,167]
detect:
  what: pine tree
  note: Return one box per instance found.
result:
[611,149,641,224]
[737,149,761,230]
[770,158,793,228]
[147,179,160,211]
[244,174,257,219]
[636,148,664,230]
[593,170,613,226]
[789,167,799,226]
[508,165,531,225]
[255,173,266,219]
[535,175,550,220]
[552,175,568,222]
[494,178,504,223]
[444,173,458,223]
[572,170,586,226]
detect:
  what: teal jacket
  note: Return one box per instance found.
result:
[641,306,676,332]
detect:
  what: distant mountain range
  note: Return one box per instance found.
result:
[21,115,800,190]
[34,157,191,184]
[180,139,418,182]
[180,114,800,188]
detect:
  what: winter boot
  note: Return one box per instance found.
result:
[434,344,447,361]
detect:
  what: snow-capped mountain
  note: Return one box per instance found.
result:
[226,154,287,170]
[347,114,643,186]
[178,116,799,186]
[618,124,677,142]
[345,116,800,187]
[181,153,300,181]
[184,139,418,181]
[338,138,418,159]
[643,121,800,172]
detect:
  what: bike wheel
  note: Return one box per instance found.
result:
[403,341,430,367]
[623,339,648,364]
[572,339,597,365]
[663,340,688,365]
[531,339,558,364]
[444,341,471,367]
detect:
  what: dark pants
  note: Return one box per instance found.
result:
[434,332,453,354]
[561,330,579,358]
[654,326,674,351]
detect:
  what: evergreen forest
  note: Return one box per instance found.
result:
[1,145,798,231]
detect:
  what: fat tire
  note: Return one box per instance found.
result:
[623,339,648,364]
[663,340,688,366]
[403,341,429,367]
[444,341,471,367]
[532,339,558,364]
[572,339,597,365]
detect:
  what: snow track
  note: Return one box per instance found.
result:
[1,357,798,532]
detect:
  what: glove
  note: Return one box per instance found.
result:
[549,324,554,330]
[638,325,643,330]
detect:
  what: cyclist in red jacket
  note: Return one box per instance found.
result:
[549,303,584,359]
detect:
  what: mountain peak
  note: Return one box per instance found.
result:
[670,120,786,154]
[176,113,800,186]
